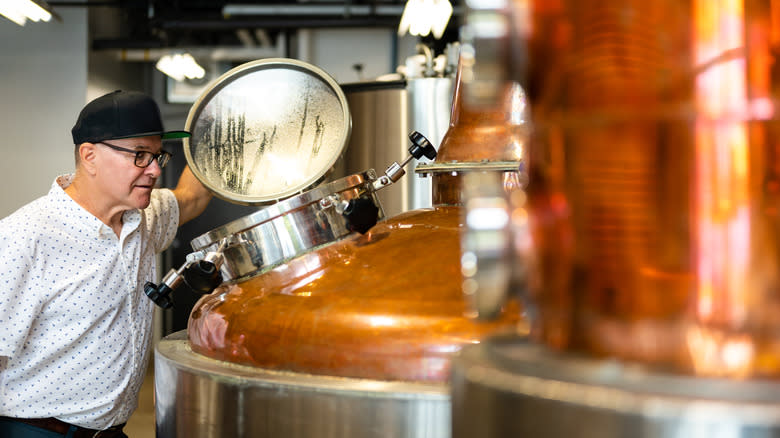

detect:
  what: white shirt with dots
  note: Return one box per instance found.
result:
[0,174,179,429]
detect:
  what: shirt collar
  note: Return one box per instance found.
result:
[52,173,142,238]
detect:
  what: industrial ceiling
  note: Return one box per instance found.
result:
[46,0,462,51]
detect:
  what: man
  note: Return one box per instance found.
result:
[0,90,213,437]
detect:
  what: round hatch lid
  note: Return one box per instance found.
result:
[184,58,352,205]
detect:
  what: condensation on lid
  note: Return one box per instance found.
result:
[183,58,352,205]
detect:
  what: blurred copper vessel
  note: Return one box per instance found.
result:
[493,0,780,378]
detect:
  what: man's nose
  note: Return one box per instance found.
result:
[145,158,163,177]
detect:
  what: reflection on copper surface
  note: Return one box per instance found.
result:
[690,0,753,376]
[687,326,754,378]
[516,0,780,378]
[189,207,521,382]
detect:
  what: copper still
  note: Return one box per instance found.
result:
[181,58,523,383]
[424,59,528,206]
[450,0,780,436]
[154,57,525,438]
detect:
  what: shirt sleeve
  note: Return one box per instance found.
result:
[0,220,42,358]
[145,188,180,254]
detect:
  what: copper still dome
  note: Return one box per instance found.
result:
[188,206,520,381]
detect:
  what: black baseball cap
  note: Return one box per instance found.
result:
[71,90,190,145]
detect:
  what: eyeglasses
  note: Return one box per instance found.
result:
[99,141,172,168]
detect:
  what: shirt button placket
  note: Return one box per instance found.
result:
[120,240,140,392]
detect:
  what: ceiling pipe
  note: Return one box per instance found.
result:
[114,44,285,63]
[157,17,405,30]
[155,3,462,31]
[223,3,405,16]
[221,3,462,19]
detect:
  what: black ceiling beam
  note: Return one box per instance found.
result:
[156,17,403,30]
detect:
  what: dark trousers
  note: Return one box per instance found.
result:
[0,417,128,438]
[0,417,66,437]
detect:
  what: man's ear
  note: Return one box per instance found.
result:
[78,143,98,176]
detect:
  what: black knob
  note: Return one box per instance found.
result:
[183,260,223,294]
[144,281,174,309]
[408,131,437,160]
[343,196,379,234]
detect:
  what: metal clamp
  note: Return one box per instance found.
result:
[319,193,380,234]
[416,160,523,176]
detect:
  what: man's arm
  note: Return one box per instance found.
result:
[172,165,213,225]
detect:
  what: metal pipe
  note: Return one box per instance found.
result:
[114,46,283,62]
[222,3,406,17]
[156,17,403,30]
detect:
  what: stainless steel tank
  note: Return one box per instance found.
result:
[156,331,449,438]
[341,76,454,218]
[452,335,780,437]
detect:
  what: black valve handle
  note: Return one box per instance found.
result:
[343,196,380,234]
[144,282,174,309]
[143,259,223,310]
[408,131,437,160]
[183,260,223,294]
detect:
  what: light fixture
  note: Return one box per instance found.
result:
[155,53,206,82]
[398,0,453,39]
[0,0,53,26]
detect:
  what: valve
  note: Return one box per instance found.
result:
[144,247,225,309]
[373,131,437,191]
[408,131,438,160]
[144,281,175,309]
[313,130,438,235]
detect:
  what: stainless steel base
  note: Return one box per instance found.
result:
[451,335,780,437]
[155,331,450,438]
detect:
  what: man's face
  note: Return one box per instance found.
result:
[94,135,164,211]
